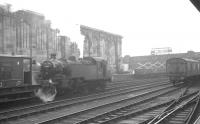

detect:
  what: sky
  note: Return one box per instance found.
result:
[1,0,200,57]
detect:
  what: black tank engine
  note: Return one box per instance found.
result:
[38,56,110,96]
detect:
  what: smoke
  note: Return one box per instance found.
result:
[33,77,57,102]
[35,86,57,102]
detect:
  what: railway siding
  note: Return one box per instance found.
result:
[0,81,169,120]
[3,82,176,124]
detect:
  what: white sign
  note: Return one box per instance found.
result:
[151,47,172,55]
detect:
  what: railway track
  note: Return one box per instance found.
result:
[107,77,168,88]
[194,115,200,124]
[1,81,183,124]
[0,77,168,109]
[0,80,170,122]
[40,85,187,124]
[146,91,200,124]
[107,86,200,124]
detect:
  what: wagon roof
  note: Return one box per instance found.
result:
[0,54,31,59]
[83,57,106,63]
[92,57,107,62]
[182,58,200,62]
[167,58,200,63]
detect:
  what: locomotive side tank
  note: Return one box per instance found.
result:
[166,58,200,85]
[68,57,109,92]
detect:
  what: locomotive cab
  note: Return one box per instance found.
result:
[82,57,109,80]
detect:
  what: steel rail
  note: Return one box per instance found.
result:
[73,87,197,124]
[108,77,168,86]
[30,85,180,124]
[75,95,175,124]
[194,115,200,124]
[0,80,170,121]
[148,91,200,124]
[144,89,197,124]
[137,86,191,124]
[185,95,200,124]
[107,77,168,89]
[1,78,169,107]
[0,77,168,105]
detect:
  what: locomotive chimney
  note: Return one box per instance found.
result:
[50,53,56,59]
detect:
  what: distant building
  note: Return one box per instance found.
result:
[59,36,80,60]
[80,25,122,73]
[0,4,16,55]
[0,4,77,62]
[59,36,71,59]
[70,42,80,59]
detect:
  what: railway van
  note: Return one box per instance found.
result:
[0,55,33,88]
[166,58,200,84]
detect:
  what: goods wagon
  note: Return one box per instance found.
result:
[0,55,32,87]
[0,55,40,103]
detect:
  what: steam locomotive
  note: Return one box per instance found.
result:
[35,54,110,100]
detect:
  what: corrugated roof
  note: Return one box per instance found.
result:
[0,54,30,58]
[167,58,200,63]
